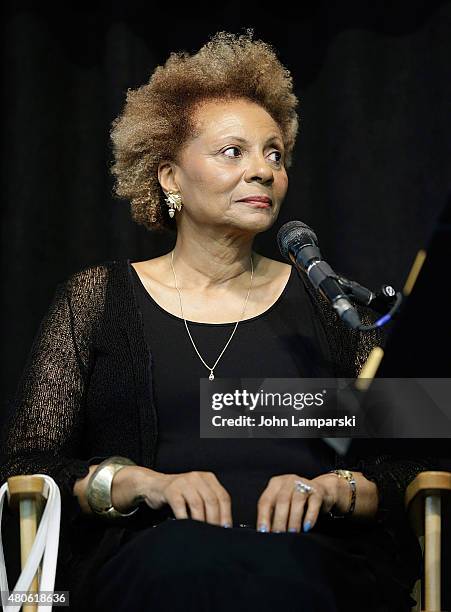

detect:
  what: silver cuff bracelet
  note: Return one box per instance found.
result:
[86,455,140,519]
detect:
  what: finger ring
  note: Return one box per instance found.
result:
[294,480,314,495]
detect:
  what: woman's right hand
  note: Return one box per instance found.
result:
[135,467,233,527]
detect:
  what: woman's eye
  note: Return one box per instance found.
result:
[222,147,283,164]
[269,151,283,164]
[223,146,241,158]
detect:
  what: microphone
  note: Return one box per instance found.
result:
[277,220,362,330]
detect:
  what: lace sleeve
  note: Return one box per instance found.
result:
[343,438,441,526]
[0,265,108,525]
[358,456,436,525]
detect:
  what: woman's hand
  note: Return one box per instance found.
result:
[255,472,352,533]
[133,467,233,528]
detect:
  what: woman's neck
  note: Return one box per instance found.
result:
[171,232,256,291]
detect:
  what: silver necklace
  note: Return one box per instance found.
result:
[170,250,254,380]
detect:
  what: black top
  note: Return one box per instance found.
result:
[130,262,339,526]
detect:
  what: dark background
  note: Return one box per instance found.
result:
[1,1,450,606]
[1,2,451,404]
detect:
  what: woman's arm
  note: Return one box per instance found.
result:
[255,468,380,533]
[0,267,107,524]
[356,456,436,525]
[342,438,438,525]
[353,472,379,518]
[73,464,157,515]
[255,459,435,533]
[315,471,379,519]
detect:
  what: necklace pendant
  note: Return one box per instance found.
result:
[209,370,215,381]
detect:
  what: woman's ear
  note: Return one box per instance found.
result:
[158,160,179,194]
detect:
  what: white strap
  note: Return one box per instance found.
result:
[0,475,61,612]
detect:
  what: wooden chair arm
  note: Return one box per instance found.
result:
[404,470,451,612]
[405,471,451,537]
[6,475,48,612]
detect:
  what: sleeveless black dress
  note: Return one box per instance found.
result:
[92,262,419,612]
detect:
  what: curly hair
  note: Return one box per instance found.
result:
[110,29,299,232]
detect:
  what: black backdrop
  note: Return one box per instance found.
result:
[2,2,451,405]
[1,2,451,602]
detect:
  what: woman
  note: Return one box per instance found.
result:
[0,30,434,612]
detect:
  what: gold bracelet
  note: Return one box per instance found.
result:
[328,469,356,518]
[86,456,140,519]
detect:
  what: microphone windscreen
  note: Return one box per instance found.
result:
[277,221,318,259]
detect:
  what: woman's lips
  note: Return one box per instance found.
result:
[237,200,271,208]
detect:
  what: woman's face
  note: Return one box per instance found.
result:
[162,98,289,234]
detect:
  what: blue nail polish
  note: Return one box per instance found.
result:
[303,521,312,533]
[258,524,268,532]
[288,527,297,533]
[222,523,232,528]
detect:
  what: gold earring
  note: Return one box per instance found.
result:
[164,191,183,218]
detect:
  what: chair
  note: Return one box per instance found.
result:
[405,470,451,612]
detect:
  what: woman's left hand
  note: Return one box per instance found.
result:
[255,472,350,533]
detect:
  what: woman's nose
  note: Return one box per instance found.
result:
[243,154,274,183]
